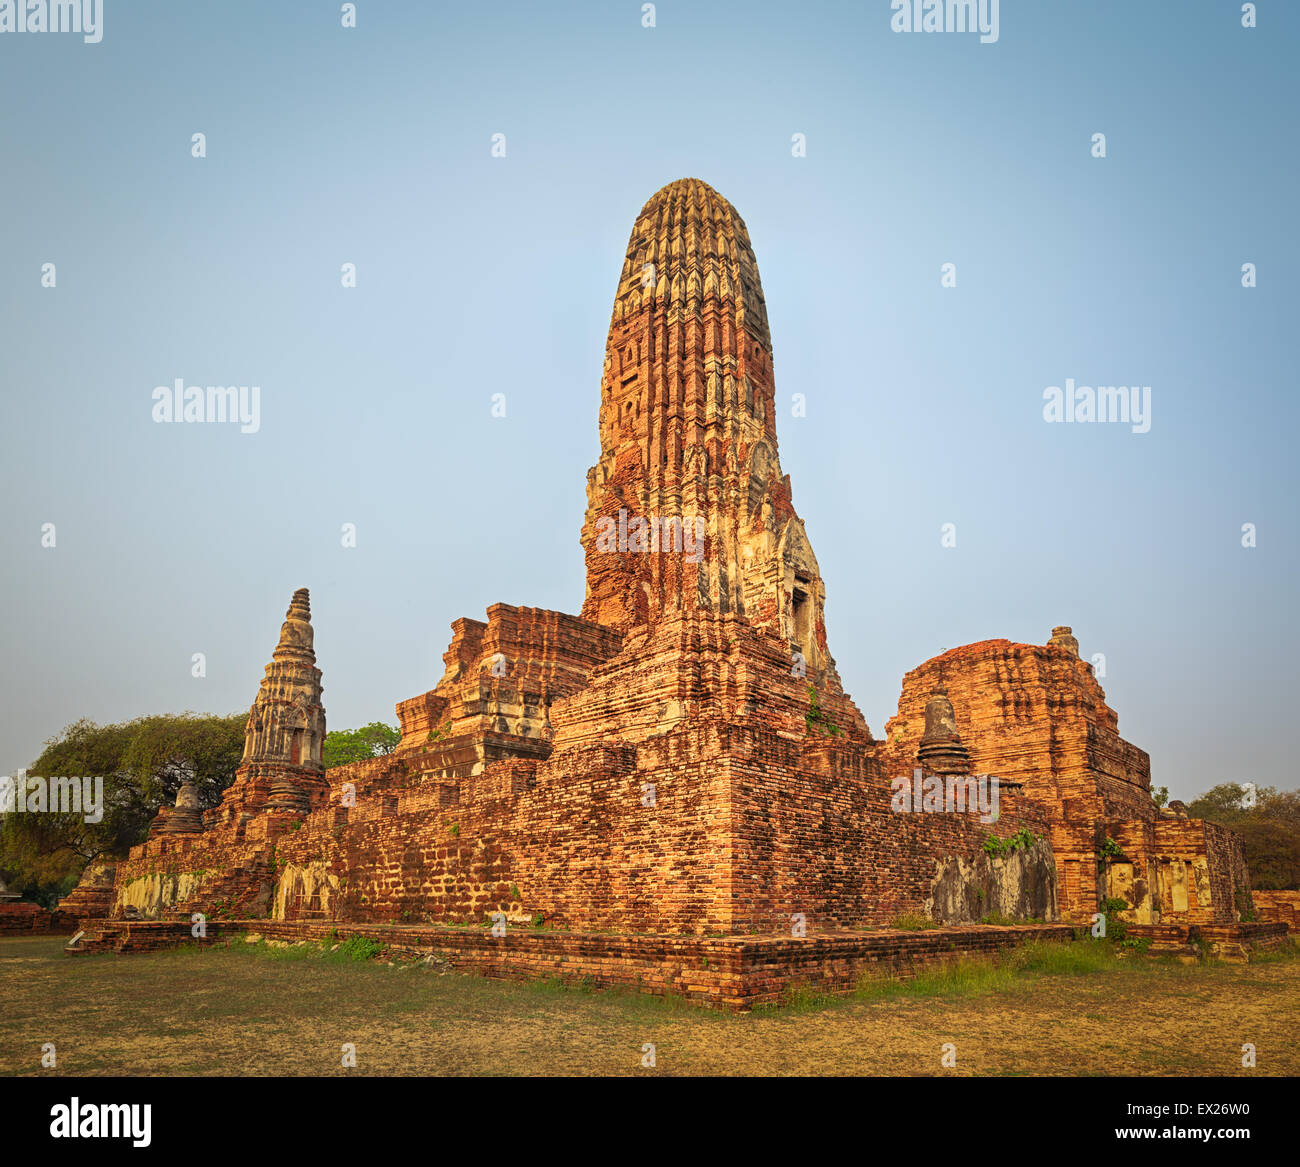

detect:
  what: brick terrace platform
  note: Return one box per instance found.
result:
[62,919,1078,1010]
[1125,920,1289,961]
[0,902,75,936]
[1252,891,1300,931]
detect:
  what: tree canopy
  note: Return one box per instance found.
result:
[0,711,245,906]
[322,722,401,768]
[1186,783,1300,890]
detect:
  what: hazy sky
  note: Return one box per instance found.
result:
[2,0,1295,802]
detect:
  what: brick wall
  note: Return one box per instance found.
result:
[101,704,1054,937]
[728,727,1054,930]
[1252,891,1300,930]
[0,902,75,935]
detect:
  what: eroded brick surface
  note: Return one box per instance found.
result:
[1252,891,1300,930]
[58,180,1258,999]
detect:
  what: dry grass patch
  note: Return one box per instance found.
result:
[1,933,1295,1076]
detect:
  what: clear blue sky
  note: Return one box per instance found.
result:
[2,0,1295,802]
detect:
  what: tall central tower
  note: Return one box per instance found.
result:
[580,179,834,684]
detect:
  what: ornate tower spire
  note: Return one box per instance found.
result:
[235,588,327,814]
[580,178,835,684]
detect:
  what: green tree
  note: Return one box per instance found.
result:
[1187,783,1300,890]
[1187,782,1267,825]
[0,712,245,904]
[322,722,401,768]
[118,712,246,812]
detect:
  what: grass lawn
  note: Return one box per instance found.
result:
[2,933,1296,1076]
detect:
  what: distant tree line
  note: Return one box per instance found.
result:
[1185,784,1300,891]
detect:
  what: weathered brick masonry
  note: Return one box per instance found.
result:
[880,634,1251,925]
[60,180,1261,1001]
[1252,891,1300,930]
[1125,920,1288,961]
[0,902,74,935]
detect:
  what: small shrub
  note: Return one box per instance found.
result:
[805,685,842,737]
[1098,836,1126,861]
[1098,896,1130,942]
[333,936,383,963]
[979,912,1044,926]
[984,828,1038,856]
[891,913,942,930]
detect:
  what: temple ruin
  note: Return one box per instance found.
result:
[61,179,1279,1004]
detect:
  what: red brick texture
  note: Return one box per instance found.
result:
[880,639,1250,926]
[1252,891,1300,930]
[64,179,1258,1006]
[0,902,75,935]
